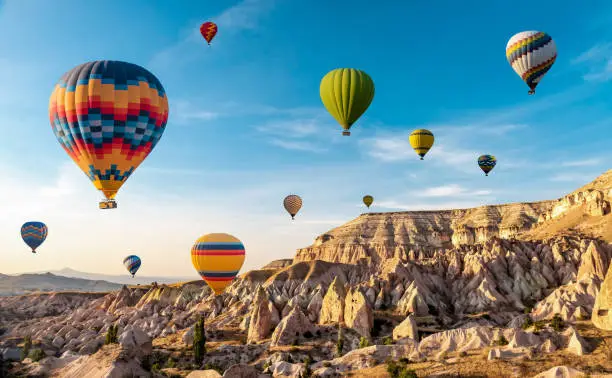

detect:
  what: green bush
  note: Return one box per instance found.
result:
[495,335,509,346]
[521,317,534,330]
[301,356,312,378]
[165,357,176,369]
[336,326,344,357]
[105,324,119,345]
[386,360,417,378]
[359,336,369,349]
[550,314,565,332]
[29,349,45,362]
[193,317,206,365]
[22,335,32,360]
[383,336,394,345]
[323,361,331,367]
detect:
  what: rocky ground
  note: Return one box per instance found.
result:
[2,172,612,377]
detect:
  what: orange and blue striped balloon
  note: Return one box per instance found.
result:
[21,221,48,253]
[49,60,169,204]
[191,233,245,295]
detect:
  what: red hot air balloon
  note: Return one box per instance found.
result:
[200,22,218,45]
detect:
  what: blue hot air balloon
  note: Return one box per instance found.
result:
[21,221,48,253]
[123,255,142,277]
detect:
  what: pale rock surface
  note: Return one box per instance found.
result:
[319,277,346,325]
[593,262,612,330]
[532,366,587,378]
[392,314,418,341]
[270,307,315,347]
[247,286,274,344]
[186,370,223,378]
[343,287,373,338]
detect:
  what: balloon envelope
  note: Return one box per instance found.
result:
[200,22,218,44]
[363,195,374,208]
[123,255,141,276]
[49,60,169,202]
[320,68,375,136]
[283,195,303,219]
[478,155,497,176]
[409,129,434,160]
[506,31,557,94]
[21,221,48,253]
[191,233,245,295]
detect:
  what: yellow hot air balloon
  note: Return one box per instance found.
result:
[191,233,245,295]
[320,68,375,136]
[363,195,374,208]
[409,129,434,160]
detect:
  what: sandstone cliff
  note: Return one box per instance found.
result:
[295,170,612,266]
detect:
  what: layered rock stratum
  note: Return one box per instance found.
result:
[2,171,612,377]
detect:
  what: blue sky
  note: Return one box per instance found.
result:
[2,0,612,276]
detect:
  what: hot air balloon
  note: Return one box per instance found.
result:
[49,61,169,209]
[363,195,374,208]
[283,194,303,220]
[478,155,497,176]
[123,255,141,277]
[506,31,557,95]
[200,22,218,45]
[409,129,435,160]
[191,233,245,295]
[320,68,375,136]
[21,221,48,253]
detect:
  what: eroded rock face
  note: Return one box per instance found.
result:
[593,262,612,330]
[294,202,554,265]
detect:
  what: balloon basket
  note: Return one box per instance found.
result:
[528,90,535,95]
[342,131,351,136]
[99,200,117,209]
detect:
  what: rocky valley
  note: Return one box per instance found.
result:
[2,172,612,377]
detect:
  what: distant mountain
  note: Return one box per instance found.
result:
[22,267,196,286]
[0,272,123,296]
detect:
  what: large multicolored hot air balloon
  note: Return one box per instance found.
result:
[123,255,141,277]
[478,155,497,176]
[21,221,48,253]
[200,22,218,45]
[283,194,303,220]
[191,233,245,295]
[506,31,557,95]
[320,68,375,136]
[409,129,435,160]
[363,195,374,208]
[49,61,169,209]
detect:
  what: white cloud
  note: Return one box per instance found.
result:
[172,100,220,124]
[257,119,320,138]
[550,173,599,182]
[374,200,492,211]
[572,43,612,82]
[414,184,491,198]
[215,0,277,31]
[561,158,601,167]
[269,138,326,152]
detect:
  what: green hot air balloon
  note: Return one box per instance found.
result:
[320,68,375,136]
[363,195,374,208]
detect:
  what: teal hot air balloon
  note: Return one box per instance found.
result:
[123,255,141,277]
[21,221,48,253]
[478,155,497,176]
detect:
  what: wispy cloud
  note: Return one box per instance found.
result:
[572,43,612,82]
[269,138,326,152]
[172,100,220,124]
[550,172,600,182]
[149,0,278,69]
[374,200,492,211]
[215,0,277,31]
[560,158,601,167]
[256,119,320,138]
[413,184,491,198]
